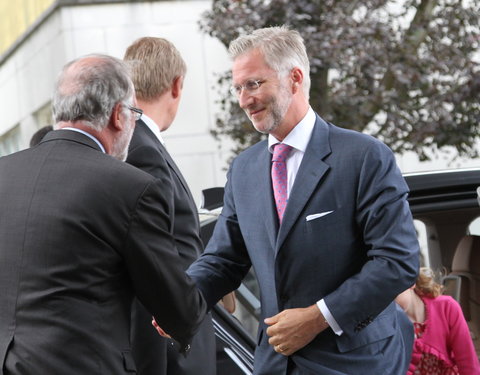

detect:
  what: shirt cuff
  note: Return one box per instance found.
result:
[317,299,343,336]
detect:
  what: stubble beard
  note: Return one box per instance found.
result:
[248,86,292,135]
[112,119,135,161]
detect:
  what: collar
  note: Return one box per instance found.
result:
[140,113,165,145]
[62,127,105,153]
[268,106,315,153]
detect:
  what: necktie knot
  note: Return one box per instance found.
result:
[272,143,293,163]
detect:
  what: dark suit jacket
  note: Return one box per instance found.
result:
[0,130,206,375]
[189,115,419,375]
[126,121,216,375]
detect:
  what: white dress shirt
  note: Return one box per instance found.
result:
[268,107,343,336]
[62,127,105,153]
[139,114,165,145]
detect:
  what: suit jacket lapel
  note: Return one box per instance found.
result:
[159,143,201,228]
[276,115,332,251]
[158,142,195,202]
[139,121,198,208]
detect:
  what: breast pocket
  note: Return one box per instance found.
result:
[304,209,339,234]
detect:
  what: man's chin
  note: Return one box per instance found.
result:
[252,120,276,135]
[253,126,268,135]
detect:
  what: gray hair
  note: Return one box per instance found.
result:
[52,54,135,131]
[228,26,311,98]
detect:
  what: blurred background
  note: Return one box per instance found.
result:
[0,0,479,204]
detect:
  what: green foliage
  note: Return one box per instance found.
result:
[201,0,480,161]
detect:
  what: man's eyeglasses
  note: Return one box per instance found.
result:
[128,106,143,121]
[230,79,265,97]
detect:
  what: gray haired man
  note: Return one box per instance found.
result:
[0,54,206,374]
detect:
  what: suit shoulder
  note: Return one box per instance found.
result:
[81,146,156,186]
[233,139,268,163]
[129,123,160,151]
[322,122,394,165]
[327,121,386,149]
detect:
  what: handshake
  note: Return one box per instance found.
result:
[151,292,236,337]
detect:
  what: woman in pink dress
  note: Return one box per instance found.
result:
[396,267,479,375]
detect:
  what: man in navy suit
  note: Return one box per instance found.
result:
[124,37,216,375]
[188,26,420,374]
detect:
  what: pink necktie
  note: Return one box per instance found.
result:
[271,143,293,223]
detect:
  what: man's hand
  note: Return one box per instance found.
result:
[151,317,171,338]
[264,304,328,356]
[219,291,236,314]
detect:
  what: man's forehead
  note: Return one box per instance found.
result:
[232,49,272,83]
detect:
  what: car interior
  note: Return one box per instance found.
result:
[406,169,480,356]
[449,235,480,353]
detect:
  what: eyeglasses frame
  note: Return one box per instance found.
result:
[229,79,266,97]
[127,105,143,121]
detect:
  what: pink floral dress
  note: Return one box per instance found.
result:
[407,295,479,375]
[412,321,459,375]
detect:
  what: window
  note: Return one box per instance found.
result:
[34,103,52,128]
[468,217,480,236]
[0,125,21,156]
[414,219,430,267]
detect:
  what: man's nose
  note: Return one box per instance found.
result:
[238,89,254,108]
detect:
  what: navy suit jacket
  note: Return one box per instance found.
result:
[189,115,419,374]
[0,130,206,375]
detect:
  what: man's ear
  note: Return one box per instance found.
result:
[110,102,124,131]
[290,67,303,94]
[171,76,183,99]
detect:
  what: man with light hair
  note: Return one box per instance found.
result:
[124,38,216,375]
[188,26,419,374]
[0,54,206,374]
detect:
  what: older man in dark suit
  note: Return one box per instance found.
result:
[0,54,206,374]
[124,37,216,375]
[187,26,419,374]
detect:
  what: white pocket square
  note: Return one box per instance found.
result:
[306,211,334,221]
